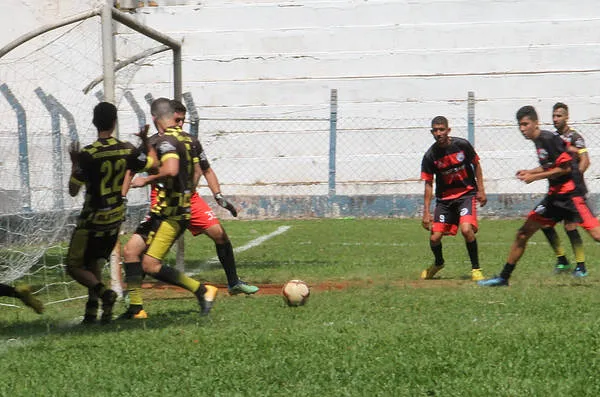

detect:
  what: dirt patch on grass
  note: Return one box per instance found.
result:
[139,278,471,300]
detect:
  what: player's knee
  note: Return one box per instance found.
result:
[515,228,530,243]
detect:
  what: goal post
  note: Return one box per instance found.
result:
[0,0,183,307]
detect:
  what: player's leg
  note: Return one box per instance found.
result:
[144,218,217,316]
[457,194,484,281]
[479,218,545,287]
[205,225,259,295]
[421,231,445,279]
[563,223,586,276]
[541,226,570,273]
[189,196,258,295]
[66,228,117,323]
[0,283,44,314]
[120,230,149,319]
[569,195,600,276]
[422,200,457,279]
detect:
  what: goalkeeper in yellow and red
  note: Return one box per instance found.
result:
[67,102,157,324]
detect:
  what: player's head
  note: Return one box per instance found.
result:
[430,116,451,146]
[552,102,569,132]
[150,97,176,132]
[171,99,187,128]
[92,102,117,133]
[516,105,539,140]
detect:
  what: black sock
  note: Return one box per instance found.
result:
[500,263,516,280]
[430,241,444,266]
[216,241,239,287]
[466,240,479,269]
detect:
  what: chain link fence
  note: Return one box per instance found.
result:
[195,117,600,195]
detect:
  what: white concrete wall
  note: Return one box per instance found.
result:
[2,0,600,206]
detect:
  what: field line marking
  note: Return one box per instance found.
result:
[186,225,291,274]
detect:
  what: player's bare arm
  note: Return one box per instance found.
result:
[131,157,179,188]
[68,141,82,197]
[204,167,239,217]
[422,180,434,230]
[518,163,571,184]
[474,162,487,207]
[579,151,590,173]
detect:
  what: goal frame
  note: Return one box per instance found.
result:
[0,0,184,302]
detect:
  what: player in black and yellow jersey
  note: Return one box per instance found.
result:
[120,98,218,319]
[67,102,157,324]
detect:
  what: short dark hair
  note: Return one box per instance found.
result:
[553,102,569,114]
[150,97,174,119]
[171,99,187,114]
[431,116,448,128]
[92,102,117,131]
[516,105,538,122]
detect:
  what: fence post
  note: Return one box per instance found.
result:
[468,91,475,145]
[328,89,338,198]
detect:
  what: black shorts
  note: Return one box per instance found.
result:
[66,227,120,270]
[432,193,478,236]
[135,213,189,261]
[528,193,600,230]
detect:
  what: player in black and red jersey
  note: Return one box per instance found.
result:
[420,116,487,281]
[479,106,600,287]
[67,102,157,324]
[541,102,591,277]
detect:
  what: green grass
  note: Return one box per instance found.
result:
[2,218,600,396]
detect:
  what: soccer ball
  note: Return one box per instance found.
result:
[282,279,310,307]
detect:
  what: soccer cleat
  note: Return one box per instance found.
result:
[100,289,118,324]
[420,265,444,280]
[554,264,572,274]
[197,285,218,316]
[82,300,99,325]
[572,269,588,278]
[478,276,509,287]
[228,280,260,295]
[118,308,148,320]
[14,285,44,314]
[81,314,97,325]
[471,268,485,281]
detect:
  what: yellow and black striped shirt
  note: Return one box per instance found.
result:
[151,126,196,219]
[71,137,154,229]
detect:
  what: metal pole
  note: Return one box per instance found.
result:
[467,91,475,145]
[0,84,31,212]
[101,2,116,105]
[173,47,182,101]
[328,89,338,198]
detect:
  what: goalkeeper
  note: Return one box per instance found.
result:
[168,99,259,295]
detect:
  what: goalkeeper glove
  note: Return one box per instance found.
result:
[214,192,238,217]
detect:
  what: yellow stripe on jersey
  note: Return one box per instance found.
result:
[578,148,588,154]
[161,153,180,162]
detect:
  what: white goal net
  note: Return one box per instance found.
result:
[0,1,177,308]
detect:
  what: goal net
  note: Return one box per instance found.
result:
[0,1,178,309]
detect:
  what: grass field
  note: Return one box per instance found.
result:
[2,218,600,396]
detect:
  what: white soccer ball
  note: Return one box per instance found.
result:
[282,279,310,307]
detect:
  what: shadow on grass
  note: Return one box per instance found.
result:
[0,308,211,339]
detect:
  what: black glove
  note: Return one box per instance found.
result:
[214,192,238,217]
